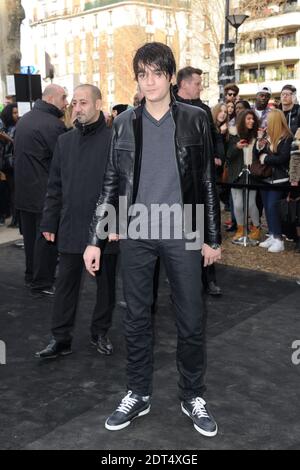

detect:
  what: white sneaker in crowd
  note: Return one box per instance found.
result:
[259,235,274,248]
[268,238,285,253]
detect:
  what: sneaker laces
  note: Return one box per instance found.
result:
[116,391,138,415]
[191,397,209,419]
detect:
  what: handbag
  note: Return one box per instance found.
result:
[250,159,272,178]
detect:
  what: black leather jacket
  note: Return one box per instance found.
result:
[88,97,221,249]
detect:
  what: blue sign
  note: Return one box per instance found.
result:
[20,66,37,75]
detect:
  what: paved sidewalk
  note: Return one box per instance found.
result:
[0,241,300,450]
[0,224,22,246]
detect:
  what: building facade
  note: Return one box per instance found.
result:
[0,0,25,102]
[235,0,300,102]
[26,0,224,109]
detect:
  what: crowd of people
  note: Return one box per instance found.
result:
[0,41,300,437]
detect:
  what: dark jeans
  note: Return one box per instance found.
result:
[120,238,207,401]
[51,253,117,343]
[19,210,57,288]
[260,189,285,238]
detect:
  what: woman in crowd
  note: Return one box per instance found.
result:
[211,103,228,172]
[226,109,260,243]
[226,101,236,128]
[289,127,300,253]
[255,109,293,253]
[0,103,19,227]
[235,100,251,116]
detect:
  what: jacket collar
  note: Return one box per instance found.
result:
[33,99,64,119]
[135,86,177,119]
[75,111,106,136]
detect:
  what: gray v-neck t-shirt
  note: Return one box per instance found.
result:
[133,107,182,239]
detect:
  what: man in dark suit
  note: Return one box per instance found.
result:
[14,84,68,295]
[36,84,117,359]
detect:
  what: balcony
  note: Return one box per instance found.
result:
[236,46,300,67]
[238,9,300,33]
[238,78,300,98]
[84,0,192,10]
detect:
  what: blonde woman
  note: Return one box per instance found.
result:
[255,109,293,252]
[211,103,228,170]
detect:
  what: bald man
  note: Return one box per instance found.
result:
[14,84,68,296]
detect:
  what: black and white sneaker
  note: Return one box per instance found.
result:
[181,397,218,437]
[105,391,151,431]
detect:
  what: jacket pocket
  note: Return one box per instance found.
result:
[114,141,135,174]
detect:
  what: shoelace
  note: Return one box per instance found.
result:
[116,391,138,415]
[191,397,209,419]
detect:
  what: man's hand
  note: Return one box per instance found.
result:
[214,158,223,167]
[202,243,222,267]
[108,233,119,242]
[43,232,55,242]
[83,245,101,277]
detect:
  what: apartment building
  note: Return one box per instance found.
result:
[235,0,300,101]
[26,0,224,109]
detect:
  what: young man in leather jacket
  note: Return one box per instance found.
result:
[84,43,221,437]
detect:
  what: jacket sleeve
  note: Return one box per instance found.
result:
[200,113,222,246]
[226,135,242,162]
[88,126,119,250]
[40,139,63,234]
[264,137,293,167]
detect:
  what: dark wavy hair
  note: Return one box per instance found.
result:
[236,109,259,140]
[0,103,18,128]
[133,42,176,81]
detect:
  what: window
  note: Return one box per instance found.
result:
[51,22,57,36]
[108,10,112,26]
[277,32,296,48]
[203,72,209,88]
[166,12,172,28]
[146,9,153,25]
[275,64,295,80]
[80,62,86,74]
[187,13,191,29]
[203,15,209,31]
[186,37,191,53]
[93,61,100,73]
[249,67,265,81]
[203,43,210,59]
[52,42,57,58]
[80,40,86,54]
[108,77,115,93]
[254,37,266,52]
[286,64,295,79]
[94,36,99,50]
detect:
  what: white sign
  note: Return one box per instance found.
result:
[18,102,31,116]
[6,75,16,95]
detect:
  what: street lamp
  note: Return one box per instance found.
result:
[225,14,249,43]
